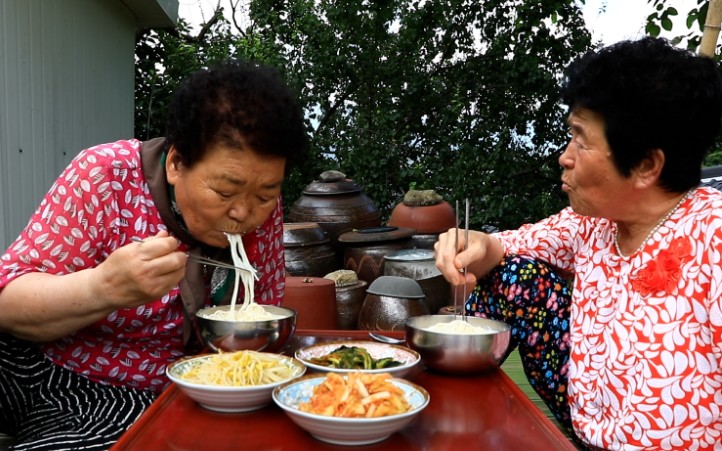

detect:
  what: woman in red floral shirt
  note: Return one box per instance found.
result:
[0,60,307,449]
[436,37,722,450]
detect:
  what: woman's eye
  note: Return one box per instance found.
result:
[216,191,233,199]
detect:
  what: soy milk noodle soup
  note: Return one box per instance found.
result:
[200,233,283,322]
[424,319,495,334]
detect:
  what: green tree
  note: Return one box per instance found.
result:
[136,1,593,230]
[249,0,591,229]
[644,0,722,166]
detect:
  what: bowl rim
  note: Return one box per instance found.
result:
[294,340,421,374]
[195,304,297,322]
[167,351,306,391]
[272,373,430,423]
[405,314,511,334]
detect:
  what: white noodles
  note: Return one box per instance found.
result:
[204,233,281,322]
[425,320,495,335]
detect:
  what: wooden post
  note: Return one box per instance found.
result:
[700,0,722,56]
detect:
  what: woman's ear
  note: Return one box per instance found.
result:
[634,148,665,189]
[166,146,183,185]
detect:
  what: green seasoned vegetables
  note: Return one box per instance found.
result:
[308,345,403,370]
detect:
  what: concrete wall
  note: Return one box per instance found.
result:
[0,0,177,250]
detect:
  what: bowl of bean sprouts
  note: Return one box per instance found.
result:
[167,350,306,412]
[405,315,511,374]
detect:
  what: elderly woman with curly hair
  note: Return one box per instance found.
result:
[0,60,308,450]
[436,37,722,450]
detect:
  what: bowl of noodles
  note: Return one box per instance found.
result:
[272,372,429,445]
[196,305,296,353]
[167,350,306,412]
[405,315,511,374]
[196,232,297,352]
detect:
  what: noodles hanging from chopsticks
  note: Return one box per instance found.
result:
[204,233,280,321]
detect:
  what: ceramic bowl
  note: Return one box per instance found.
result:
[405,315,511,374]
[196,305,296,353]
[167,351,306,412]
[295,341,420,378]
[272,374,430,445]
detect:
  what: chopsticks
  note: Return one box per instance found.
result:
[130,237,253,275]
[454,199,470,322]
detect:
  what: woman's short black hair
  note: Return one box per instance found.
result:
[560,37,722,192]
[165,59,308,173]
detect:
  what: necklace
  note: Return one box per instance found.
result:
[614,189,693,258]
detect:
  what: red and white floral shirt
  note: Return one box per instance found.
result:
[495,187,722,450]
[0,139,285,393]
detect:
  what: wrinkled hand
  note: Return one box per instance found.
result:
[434,228,495,286]
[92,230,187,309]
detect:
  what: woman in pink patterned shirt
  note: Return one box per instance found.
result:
[0,60,308,449]
[436,37,722,450]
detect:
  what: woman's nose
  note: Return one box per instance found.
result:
[228,200,252,222]
[558,143,574,168]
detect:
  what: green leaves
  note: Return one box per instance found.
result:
[135,0,594,230]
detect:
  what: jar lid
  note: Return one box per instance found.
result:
[337,226,415,244]
[302,170,362,195]
[366,276,425,298]
[384,248,435,262]
[282,222,329,246]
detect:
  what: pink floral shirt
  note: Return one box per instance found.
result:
[495,187,722,450]
[0,139,286,393]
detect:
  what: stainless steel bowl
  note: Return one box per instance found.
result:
[196,305,296,353]
[405,315,511,374]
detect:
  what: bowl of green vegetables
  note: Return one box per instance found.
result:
[294,341,420,378]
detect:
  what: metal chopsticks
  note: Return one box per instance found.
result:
[130,237,253,275]
[454,199,470,322]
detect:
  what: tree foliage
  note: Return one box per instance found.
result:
[644,0,722,166]
[135,1,592,230]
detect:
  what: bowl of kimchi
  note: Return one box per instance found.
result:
[272,372,430,445]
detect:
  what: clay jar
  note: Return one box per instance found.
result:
[323,269,368,330]
[283,222,339,277]
[287,171,381,254]
[383,248,451,315]
[338,226,415,286]
[358,276,430,331]
[283,276,338,330]
[388,190,456,249]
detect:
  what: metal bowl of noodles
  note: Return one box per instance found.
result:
[405,315,511,374]
[196,305,296,353]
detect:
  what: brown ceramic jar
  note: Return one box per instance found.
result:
[287,171,381,253]
[338,226,415,286]
[282,276,338,330]
[283,222,339,277]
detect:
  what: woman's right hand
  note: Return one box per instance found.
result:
[434,228,504,287]
[92,230,188,309]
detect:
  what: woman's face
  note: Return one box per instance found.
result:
[166,143,286,248]
[558,108,633,218]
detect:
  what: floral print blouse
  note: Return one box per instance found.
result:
[494,187,722,450]
[0,139,286,393]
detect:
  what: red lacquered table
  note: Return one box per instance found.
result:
[112,330,577,451]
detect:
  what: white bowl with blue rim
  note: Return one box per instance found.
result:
[295,340,420,378]
[167,351,306,412]
[272,373,430,445]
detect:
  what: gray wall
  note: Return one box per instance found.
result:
[0,0,177,251]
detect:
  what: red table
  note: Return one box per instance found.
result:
[112,330,577,451]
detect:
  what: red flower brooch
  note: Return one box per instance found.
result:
[631,237,692,296]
